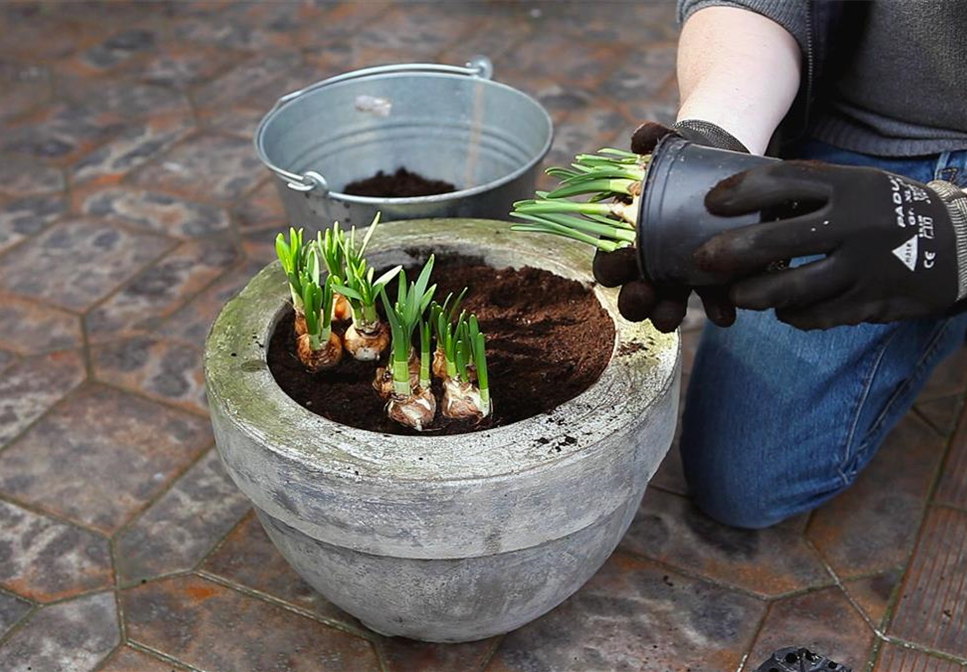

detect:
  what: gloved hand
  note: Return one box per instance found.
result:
[694,160,967,330]
[593,120,747,331]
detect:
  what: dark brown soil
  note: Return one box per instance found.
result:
[267,256,615,436]
[343,167,456,198]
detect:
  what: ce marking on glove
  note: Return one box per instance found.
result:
[925,250,937,269]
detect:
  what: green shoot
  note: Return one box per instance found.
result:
[380,256,437,396]
[435,308,467,379]
[275,227,307,310]
[510,147,648,252]
[317,222,346,283]
[469,315,489,410]
[301,274,336,352]
[419,318,432,389]
[335,214,402,329]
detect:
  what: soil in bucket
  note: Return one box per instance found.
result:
[267,255,616,436]
[343,167,456,198]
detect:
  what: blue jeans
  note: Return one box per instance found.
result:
[680,140,967,529]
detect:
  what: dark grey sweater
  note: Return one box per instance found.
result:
[677,0,967,157]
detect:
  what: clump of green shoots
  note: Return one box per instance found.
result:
[377,256,438,431]
[275,227,310,336]
[333,215,402,361]
[317,222,353,322]
[511,148,647,252]
[438,312,491,421]
[295,248,343,372]
[428,289,467,379]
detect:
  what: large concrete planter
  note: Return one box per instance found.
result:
[205,218,680,643]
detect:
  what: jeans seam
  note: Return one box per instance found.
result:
[852,319,953,463]
[839,327,905,484]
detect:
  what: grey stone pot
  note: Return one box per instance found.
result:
[204,218,680,643]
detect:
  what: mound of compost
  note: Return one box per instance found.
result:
[342,167,456,198]
[268,257,615,436]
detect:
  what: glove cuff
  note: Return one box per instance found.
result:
[928,180,967,301]
[673,120,749,153]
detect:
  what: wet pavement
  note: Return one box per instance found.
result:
[1,2,965,670]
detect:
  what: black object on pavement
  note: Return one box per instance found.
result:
[753,646,852,672]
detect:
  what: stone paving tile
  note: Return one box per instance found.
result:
[202,510,356,626]
[934,411,967,511]
[70,116,194,186]
[140,45,239,91]
[0,294,82,355]
[0,590,32,639]
[0,500,112,603]
[488,552,765,672]
[843,568,904,629]
[0,192,68,255]
[889,507,967,659]
[353,6,475,60]
[59,77,190,120]
[79,187,230,239]
[54,27,159,77]
[377,636,496,672]
[0,154,65,197]
[916,395,964,438]
[0,58,51,122]
[91,337,206,414]
[549,1,678,45]
[132,133,265,203]
[541,105,628,177]
[620,489,831,597]
[2,101,128,165]
[504,30,622,89]
[0,348,15,375]
[122,574,380,671]
[874,643,966,672]
[808,414,945,580]
[158,259,265,350]
[201,106,265,141]
[601,42,679,120]
[116,449,249,585]
[746,588,875,671]
[0,384,212,534]
[191,52,304,112]
[0,218,173,312]
[0,591,119,672]
[231,179,285,232]
[0,349,85,448]
[436,14,534,70]
[85,237,239,344]
[99,645,180,672]
[0,9,87,62]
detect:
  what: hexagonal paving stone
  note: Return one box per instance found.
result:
[2,101,128,165]
[140,44,242,90]
[0,192,68,255]
[202,510,356,626]
[0,592,119,671]
[376,635,497,672]
[115,449,249,585]
[122,575,380,671]
[487,553,766,671]
[70,116,194,185]
[98,645,176,672]
[0,154,65,197]
[0,218,173,312]
[0,349,85,448]
[0,590,32,638]
[91,336,207,414]
[79,187,230,239]
[0,59,51,122]
[191,52,304,112]
[808,414,945,580]
[0,500,112,602]
[843,568,903,629]
[58,77,190,120]
[58,27,159,76]
[131,134,265,203]
[874,643,966,671]
[619,489,831,597]
[0,294,82,355]
[934,411,967,511]
[84,237,239,344]
[0,383,212,534]
[915,394,964,437]
[745,588,875,671]
[231,180,285,232]
[889,507,967,659]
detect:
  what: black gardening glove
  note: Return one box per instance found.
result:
[694,160,967,330]
[593,120,748,332]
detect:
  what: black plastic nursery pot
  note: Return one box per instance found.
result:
[636,136,780,286]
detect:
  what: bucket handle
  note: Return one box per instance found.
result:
[257,56,494,196]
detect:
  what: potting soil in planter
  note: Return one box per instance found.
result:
[342,167,456,198]
[268,255,615,435]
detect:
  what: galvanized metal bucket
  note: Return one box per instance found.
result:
[254,57,554,229]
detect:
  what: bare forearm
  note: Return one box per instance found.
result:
[677,6,802,154]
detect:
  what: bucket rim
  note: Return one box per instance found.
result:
[253,67,554,206]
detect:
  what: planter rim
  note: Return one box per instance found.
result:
[205,218,679,484]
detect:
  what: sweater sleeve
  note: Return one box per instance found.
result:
[677,0,810,55]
